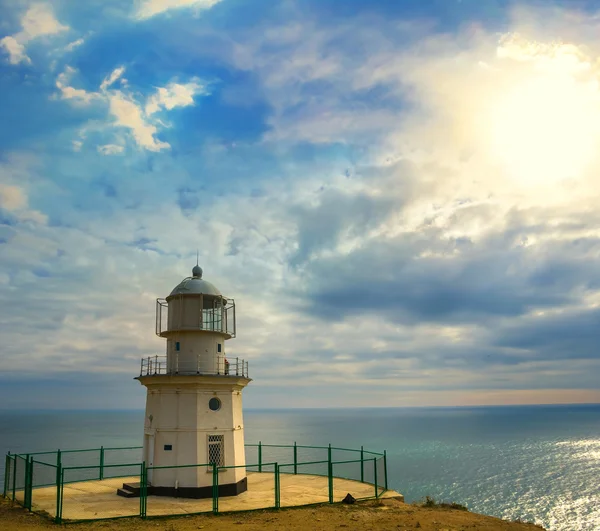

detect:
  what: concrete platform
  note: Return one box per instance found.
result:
[24,472,402,520]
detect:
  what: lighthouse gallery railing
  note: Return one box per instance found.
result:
[139,355,249,378]
[155,296,236,338]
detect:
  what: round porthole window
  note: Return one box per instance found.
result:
[209,397,221,411]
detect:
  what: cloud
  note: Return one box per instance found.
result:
[100,66,126,92]
[145,78,207,115]
[495,306,600,360]
[108,92,170,151]
[290,187,400,265]
[19,3,69,38]
[134,0,222,20]
[0,185,27,211]
[97,144,125,155]
[299,222,600,326]
[0,183,47,225]
[0,3,69,65]
[4,2,600,411]
[54,65,206,151]
[55,66,99,105]
[0,36,31,65]
[64,38,84,52]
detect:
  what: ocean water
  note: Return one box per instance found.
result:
[1,405,599,531]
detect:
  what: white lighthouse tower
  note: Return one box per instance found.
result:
[136,264,250,498]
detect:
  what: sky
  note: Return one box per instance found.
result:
[1,0,600,409]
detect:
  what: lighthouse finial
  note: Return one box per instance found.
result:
[192,251,203,278]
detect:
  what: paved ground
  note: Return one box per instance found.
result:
[22,472,400,520]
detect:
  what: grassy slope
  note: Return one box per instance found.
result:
[0,497,547,531]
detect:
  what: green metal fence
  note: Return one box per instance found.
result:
[2,443,389,523]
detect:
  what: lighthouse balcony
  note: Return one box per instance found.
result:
[156,297,236,338]
[139,355,249,378]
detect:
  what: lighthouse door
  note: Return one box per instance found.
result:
[145,434,155,484]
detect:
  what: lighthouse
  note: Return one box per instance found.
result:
[136,264,250,498]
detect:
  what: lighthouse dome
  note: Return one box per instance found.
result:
[167,266,223,298]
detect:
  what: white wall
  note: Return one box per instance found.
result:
[165,331,226,374]
[140,376,250,489]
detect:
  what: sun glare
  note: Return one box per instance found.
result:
[488,68,600,186]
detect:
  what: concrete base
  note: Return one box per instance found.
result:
[23,472,402,521]
[143,476,247,499]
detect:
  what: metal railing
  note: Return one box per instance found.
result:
[3,442,388,523]
[139,355,249,378]
[156,295,236,338]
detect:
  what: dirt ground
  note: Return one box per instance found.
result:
[0,497,545,531]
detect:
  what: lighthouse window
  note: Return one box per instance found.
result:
[209,397,221,411]
[208,434,224,467]
[175,342,180,351]
[217,343,222,353]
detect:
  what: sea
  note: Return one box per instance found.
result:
[1,405,599,531]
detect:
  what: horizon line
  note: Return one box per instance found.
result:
[1,402,599,412]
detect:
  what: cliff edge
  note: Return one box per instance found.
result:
[0,496,546,530]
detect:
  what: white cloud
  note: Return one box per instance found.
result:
[64,38,84,52]
[0,184,47,225]
[100,66,126,92]
[134,0,221,20]
[54,65,169,151]
[20,3,68,38]
[97,144,125,155]
[0,36,31,65]
[55,66,99,105]
[54,65,208,151]
[145,79,207,115]
[0,185,27,211]
[108,92,170,151]
[1,3,68,65]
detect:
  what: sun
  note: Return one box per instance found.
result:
[488,65,600,186]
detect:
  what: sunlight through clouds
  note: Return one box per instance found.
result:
[489,35,600,186]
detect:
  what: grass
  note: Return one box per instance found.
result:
[420,495,469,511]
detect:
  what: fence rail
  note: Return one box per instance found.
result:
[139,355,249,378]
[2,442,389,523]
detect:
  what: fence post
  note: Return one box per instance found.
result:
[212,464,219,514]
[373,458,378,498]
[99,446,105,480]
[328,444,333,504]
[144,463,148,518]
[55,450,61,488]
[23,456,29,509]
[258,441,262,473]
[293,442,297,475]
[25,455,32,510]
[383,451,388,491]
[139,462,143,518]
[29,455,34,510]
[140,462,146,518]
[12,455,17,501]
[55,466,63,523]
[3,453,9,498]
[360,446,364,483]
[274,463,280,509]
